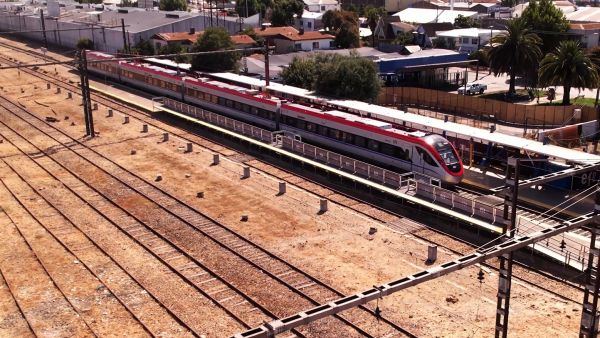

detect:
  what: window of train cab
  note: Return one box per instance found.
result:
[368,139,380,152]
[306,122,316,133]
[317,124,328,136]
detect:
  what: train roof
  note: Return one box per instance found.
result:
[144,58,192,71]
[205,73,600,165]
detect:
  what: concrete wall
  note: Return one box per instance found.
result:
[376,52,467,73]
[274,38,334,53]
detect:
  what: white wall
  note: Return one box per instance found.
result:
[307,3,339,12]
[274,38,333,53]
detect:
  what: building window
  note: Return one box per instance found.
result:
[462,37,469,44]
[312,41,319,49]
[300,20,303,26]
[321,5,325,10]
[295,43,301,50]
[330,41,335,48]
[447,37,452,43]
[307,22,312,29]
[472,38,478,45]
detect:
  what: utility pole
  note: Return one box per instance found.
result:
[121,19,128,54]
[40,9,48,49]
[494,157,520,338]
[77,50,95,138]
[264,43,269,86]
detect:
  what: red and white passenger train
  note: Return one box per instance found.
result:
[86,51,464,184]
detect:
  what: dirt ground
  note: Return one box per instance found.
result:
[0,37,587,338]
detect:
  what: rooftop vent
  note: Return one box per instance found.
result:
[189,27,195,34]
[246,89,259,95]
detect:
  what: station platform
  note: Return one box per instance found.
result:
[462,165,595,217]
[84,81,595,271]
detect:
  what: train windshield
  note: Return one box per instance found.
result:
[425,135,460,165]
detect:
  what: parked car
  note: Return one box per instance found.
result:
[458,83,488,95]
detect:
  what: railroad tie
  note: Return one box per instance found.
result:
[186,272,208,279]
[275,270,295,278]
[232,300,248,307]
[218,295,237,303]
[207,287,229,296]
[163,254,184,261]
[196,278,216,285]
[176,263,198,271]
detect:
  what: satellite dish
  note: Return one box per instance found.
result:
[409,3,412,7]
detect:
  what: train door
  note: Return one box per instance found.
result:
[413,146,424,174]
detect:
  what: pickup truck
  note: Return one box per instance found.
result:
[458,83,488,95]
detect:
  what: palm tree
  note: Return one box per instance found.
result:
[538,40,600,105]
[488,18,542,95]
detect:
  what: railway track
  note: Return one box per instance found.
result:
[0,93,418,337]
[0,40,586,309]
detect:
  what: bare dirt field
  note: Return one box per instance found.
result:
[0,36,587,338]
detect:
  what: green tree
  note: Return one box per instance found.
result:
[393,30,414,45]
[119,0,132,6]
[322,10,357,31]
[432,37,447,48]
[158,0,187,11]
[235,0,262,17]
[76,38,93,50]
[130,39,154,55]
[279,56,316,89]
[191,27,241,71]
[501,0,517,6]
[538,41,599,105]
[269,0,304,26]
[239,27,265,47]
[158,43,190,63]
[488,18,542,95]
[348,4,358,14]
[520,0,570,53]
[280,51,382,101]
[454,14,481,28]
[335,22,360,48]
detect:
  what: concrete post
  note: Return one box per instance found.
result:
[243,166,250,178]
[92,103,98,110]
[46,83,50,89]
[123,116,129,124]
[67,92,72,99]
[428,245,438,262]
[142,124,148,133]
[320,199,328,212]
[156,174,162,181]
[213,153,220,165]
[56,87,61,94]
[197,192,204,198]
[107,109,113,117]
[186,143,192,152]
[163,133,169,142]
[279,182,286,194]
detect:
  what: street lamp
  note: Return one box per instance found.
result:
[488,25,494,75]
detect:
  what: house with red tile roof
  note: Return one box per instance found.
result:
[150,28,256,52]
[272,28,335,54]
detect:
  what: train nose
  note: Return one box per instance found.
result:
[444,173,463,185]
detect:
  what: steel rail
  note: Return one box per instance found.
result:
[0,116,307,338]
[0,95,415,338]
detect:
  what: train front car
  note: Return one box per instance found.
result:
[423,134,464,185]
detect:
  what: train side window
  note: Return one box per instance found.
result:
[234,101,243,111]
[242,104,250,113]
[259,109,269,119]
[415,147,438,167]
[318,125,328,136]
[306,122,316,133]
[226,99,234,108]
[211,95,218,104]
[287,116,297,127]
[218,97,226,106]
[354,136,366,148]
[368,139,380,152]
[329,128,341,140]
[404,149,411,162]
[269,112,276,120]
[197,91,204,100]
[250,107,259,115]
[297,120,306,130]
[340,132,354,144]
[381,143,395,157]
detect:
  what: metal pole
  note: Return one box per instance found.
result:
[121,19,128,54]
[40,9,48,49]
[579,178,600,338]
[495,157,520,338]
[78,50,95,137]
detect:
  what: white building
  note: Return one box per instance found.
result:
[273,29,335,53]
[294,11,323,32]
[569,23,600,49]
[0,4,260,53]
[393,8,479,24]
[434,27,505,52]
[302,0,339,13]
